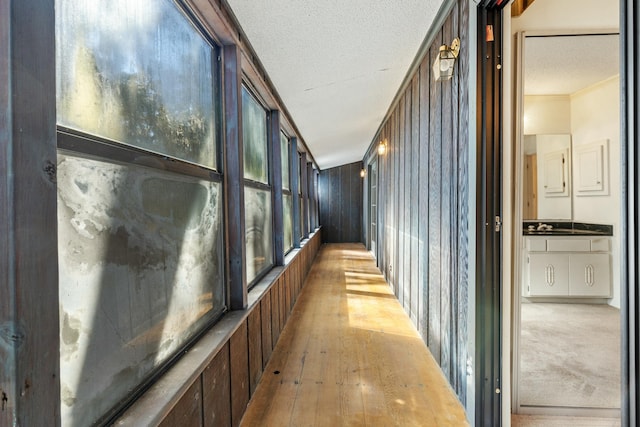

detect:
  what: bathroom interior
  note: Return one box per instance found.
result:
[512,0,621,422]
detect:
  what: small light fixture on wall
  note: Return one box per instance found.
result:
[377,140,387,156]
[360,168,366,178]
[432,37,460,81]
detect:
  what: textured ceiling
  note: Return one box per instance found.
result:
[524,34,619,96]
[225,0,444,169]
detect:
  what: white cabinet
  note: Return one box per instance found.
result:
[528,253,569,296]
[524,236,611,299]
[568,253,610,297]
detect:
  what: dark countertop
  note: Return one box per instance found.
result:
[523,221,613,236]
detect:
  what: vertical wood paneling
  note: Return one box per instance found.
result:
[418,56,431,343]
[318,162,363,243]
[403,89,412,316]
[439,14,454,380]
[248,307,263,396]
[457,2,470,402]
[230,321,249,427]
[410,75,420,325]
[203,342,232,427]
[271,284,280,346]
[366,0,469,402]
[449,1,461,391]
[392,110,399,295]
[159,379,202,427]
[428,34,443,364]
[397,94,406,306]
[260,295,273,368]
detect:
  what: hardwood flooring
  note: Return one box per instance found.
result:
[240,243,468,427]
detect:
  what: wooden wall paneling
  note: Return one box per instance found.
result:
[223,44,247,310]
[328,167,340,242]
[456,0,470,401]
[439,13,454,381]
[428,32,444,364]
[339,165,350,243]
[410,74,421,326]
[159,379,203,427]
[418,55,431,343]
[403,89,412,318]
[271,280,281,347]
[448,2,461,392]
[284,269,292,317]
[247,307,263,396]
[354,162,364,243]
[397,94,406,306]
[203,342,232,427]
[260,295,273,369]
[393,109,401,297]
[230,321,249,427]
[278,275,289,332]
[318,162,363,243]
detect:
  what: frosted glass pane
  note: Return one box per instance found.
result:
[57,152,224,426]
[245,187,273,283]
[299,197,304,237]
[242,88,268,183]
[283,194,293,251]
[281,133,290,190]
[56,0,218,169]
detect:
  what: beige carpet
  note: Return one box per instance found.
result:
[512,414,620,427]
[519,303,620,409]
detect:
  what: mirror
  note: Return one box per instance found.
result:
[522,133,572,220]
[520,33,619,221]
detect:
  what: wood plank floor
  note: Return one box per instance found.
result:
[241,243,469,427]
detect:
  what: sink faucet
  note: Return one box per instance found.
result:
[537,223,553,231]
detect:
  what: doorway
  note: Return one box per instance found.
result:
[511,0,622,421]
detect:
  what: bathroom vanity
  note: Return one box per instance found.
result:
[522,222,613,299]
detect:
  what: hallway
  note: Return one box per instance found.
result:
[240,243,468,427]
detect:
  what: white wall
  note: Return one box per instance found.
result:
[512,0,618,34]
[571,76,621,307]
[523,95,571,135]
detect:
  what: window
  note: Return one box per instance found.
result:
[55,0,224,424]
[242,87,273,285]
[298,152,305,240]
[281,132,293,252]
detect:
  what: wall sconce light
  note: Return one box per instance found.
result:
[377,141,387,156]
[432,37,460,81]
[360,169,366,178]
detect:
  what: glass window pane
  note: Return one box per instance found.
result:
[299,196,304,238]
[283,194,293,252]
[56,0,218,170]
[280,132,289,190]
[57,152,224,426]
[245,187,273,283]
[242,88,268,184]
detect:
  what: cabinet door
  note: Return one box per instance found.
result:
[543,149,569,197]
[527,254,569,296]
[569,253,611,297]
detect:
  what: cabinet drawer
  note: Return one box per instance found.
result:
[591,238,610,252]
[526,238,547,252]
[546,239,591,252]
